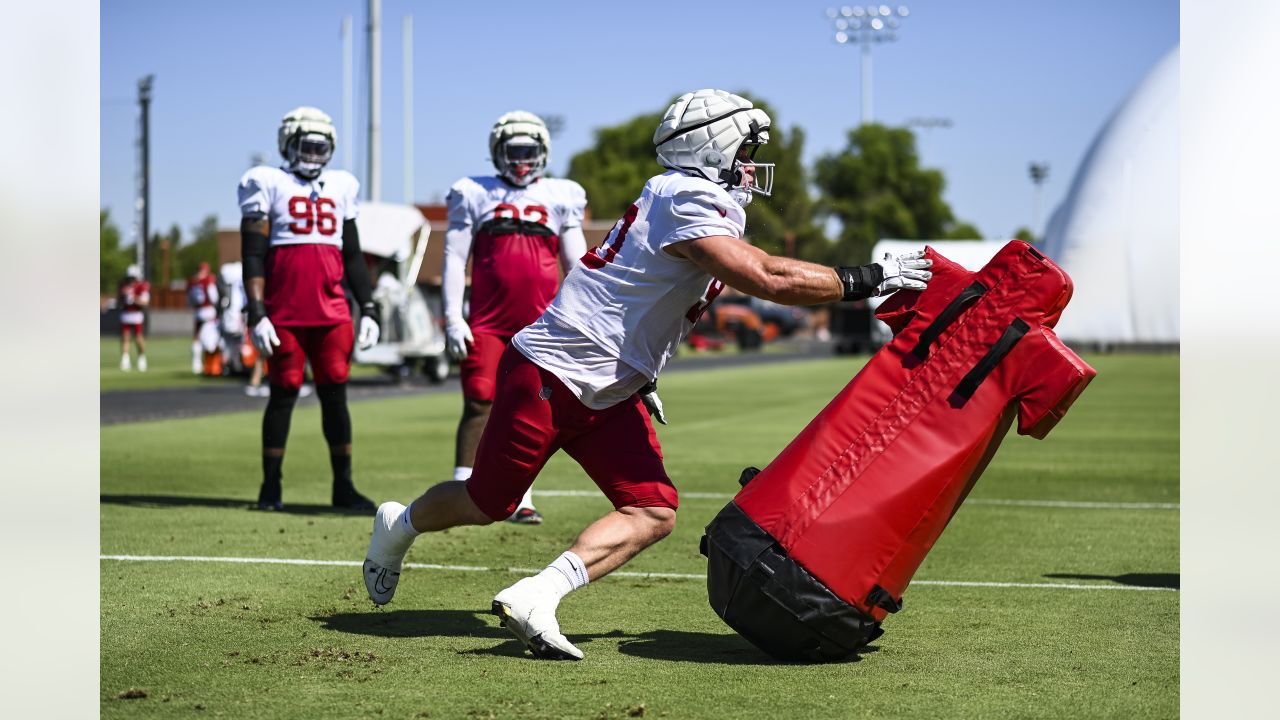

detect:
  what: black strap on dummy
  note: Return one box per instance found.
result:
[951,318,1031,403]
[910,281,987,360]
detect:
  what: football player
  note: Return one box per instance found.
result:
[117,264,150,372]
[188,262,222,375]
[362,90,931,659]
[441,111,588,524]
[238,107,382,511]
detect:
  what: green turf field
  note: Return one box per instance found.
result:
[100,354,1178,719]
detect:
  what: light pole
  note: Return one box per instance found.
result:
[826,5,910,126]
[135,75,154,283]
[1028,162,1050,237]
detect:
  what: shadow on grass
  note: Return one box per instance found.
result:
[99,494,374,517]
[1043,572,1179,589]
[314,608,873,665]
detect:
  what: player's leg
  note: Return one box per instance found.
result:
[492,396,678,660]
[454,331,500,479]
[119,326,132,371]
[364,346,560,605]
[306,322,374,511]
[459,332,543,523]
[135,329,147,372]
[191,318,202,374]
[257,325,306,510]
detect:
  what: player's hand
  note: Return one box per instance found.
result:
[874,250,933,296]
[251,316,281,358]
[357,302,381,351]
[446,319,473,361]
[639,382,668,425]
[358,317,380,351]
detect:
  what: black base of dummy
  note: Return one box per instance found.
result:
[702,500,883,662]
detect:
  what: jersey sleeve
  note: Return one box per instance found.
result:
[658,187,743,248]
[445,179,476,231]
[342,172,360,220]
[561,180,587,229]
[238,167,273,218]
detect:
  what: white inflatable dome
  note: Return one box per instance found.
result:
[1041,46,1179,345]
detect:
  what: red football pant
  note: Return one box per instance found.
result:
[268,323,354,389]
[466,346,679,521]
[459,331,511,402]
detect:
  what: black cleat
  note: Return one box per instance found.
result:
[333,485,376,512]
[256,481,283,511]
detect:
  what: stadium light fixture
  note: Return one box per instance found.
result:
[826,5,909,125]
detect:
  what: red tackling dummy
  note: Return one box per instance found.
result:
[702,240,1096,661]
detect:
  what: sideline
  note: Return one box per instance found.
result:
[100,554,1178,592]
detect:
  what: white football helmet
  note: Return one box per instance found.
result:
[654,89,774,206]
[278,106,336,179]
[125,264,141,279]
[489,111,550,187]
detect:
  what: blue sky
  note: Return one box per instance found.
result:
[100,0,1178,245]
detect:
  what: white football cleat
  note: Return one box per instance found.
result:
[491,577,583,660]
[120,355,131,371]
[137,355,148,372]
[363,501,412,605]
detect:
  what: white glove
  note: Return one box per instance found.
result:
[874,250,933,296]
[357,316,380,351]
[251,316,281,358]
[640,387,668,425]
[446,319,474,360]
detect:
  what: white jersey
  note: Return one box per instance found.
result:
[514,171,746,409]
[237,165,360,247]
[446,175,585,238]
[444,175,587,336]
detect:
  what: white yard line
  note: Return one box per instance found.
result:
[531,489,1179,510]
[100,554,1176,592]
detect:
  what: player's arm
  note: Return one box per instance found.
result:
[241,216,270,314]
[442,188,475,359]
[668,236,931,305]
[240,215,280,356]
[557,183,589,274]
[342,219,381,350]
[557,225,587,274]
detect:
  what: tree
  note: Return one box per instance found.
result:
[176,215,220,280]
[566,92,824,259]
[100,209,133,295]
[1013,226,1036,244]
[813,124,981,264]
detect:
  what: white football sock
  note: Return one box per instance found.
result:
[536,551,589,600]
[398,501,422,538]
[453,466,472,482]
[518,487,536,510]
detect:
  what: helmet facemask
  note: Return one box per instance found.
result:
[498,136,547,187]
[287,132,334,179]
[724,125,774,207]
